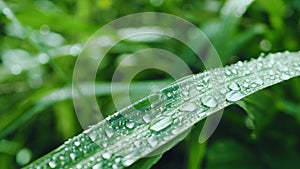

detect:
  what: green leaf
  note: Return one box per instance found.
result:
[23,51,300,169]
[206,139,263,169]
[126,154,162,169]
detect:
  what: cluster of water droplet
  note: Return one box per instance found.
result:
[25,51,300,169]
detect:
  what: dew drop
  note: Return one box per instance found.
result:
[113,164,119,169]
[92,163,101,169]
[48,161,57,168]
[102,143,108,148]
[122,158,135,167]
[242,82,249,88]
[201,96,217,108]
[74,141,80,147]
[147,136,158,147]
[228,82,240,91]
[38,53,49,64]
[121,152,138,167]
[225,70,231,76]
[253,77,263,85]
[11,64,22,75]
[149,117,173,132]
[244,70,250,75]
[182,90,189,96]
[203,76,210,83]
[105,128,114,138]
[142,114,151,123]
[70,153,76,160]
[279,66,288,72]
[102,152,112,160]
[219,88,227,94]
[231,68,238,74]
[125,121,135,129]
[226,90,245,102]
[280,74,290,80]
[179,102,197,112]
[268,70,275,76]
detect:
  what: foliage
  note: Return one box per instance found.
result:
[0,0,300,169]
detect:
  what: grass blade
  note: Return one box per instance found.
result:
[24,51,300,169]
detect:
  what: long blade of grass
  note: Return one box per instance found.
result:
[24,51,300,169]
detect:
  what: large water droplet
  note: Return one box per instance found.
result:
[149,116,173,132]
[201,96,217,108]
[226,91,245,102]
[179,102,197,112]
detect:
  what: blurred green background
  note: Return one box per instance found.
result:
[0,0,300,168]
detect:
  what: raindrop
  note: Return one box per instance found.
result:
[125,121,135,129]
[179,102,197,112]
[225,70,231,76]
[70,153,76,160]
[122,158,135,167]
[48,161,57,168]
[242,82,249,88]
[40,24,50,35]
[149,116,173,132]
[201,96,217,108]
[16,148,32,166]
[11,64,22,75]
[142,114,151,123]
[70,45,82,56]
[112,164,118,169]
[102,152,112,160]
[182,90,189,96]
[244,70,250,75]
[228,82,240,91]
[147,136,159,147]
[38,53,49,64]
[231,68,238,74]
[226,90,245,102]
[279,66,288,72]
[92,163,101,169]
[2,8,13,19]
[268,70,275,76]
[203,76,209,83]
[105,128,114,138]
[102,143,108,148]
[121,152,138,167]
[253,77,263,85]
[74,141,80,147]
[280,74,290,80]
[219,88,227,94]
